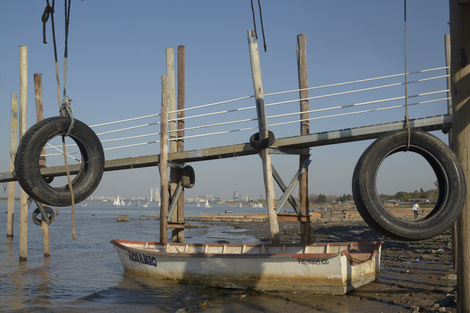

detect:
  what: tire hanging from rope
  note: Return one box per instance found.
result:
[351,0,466,241]
[15,0,105,240]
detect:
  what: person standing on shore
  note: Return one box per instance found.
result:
[413,202,420,218]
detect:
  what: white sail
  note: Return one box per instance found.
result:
[114,196,122,206]
[205,200,211,208]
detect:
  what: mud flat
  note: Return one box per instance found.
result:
[185,214,457,312]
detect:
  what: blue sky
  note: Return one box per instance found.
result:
[1,1,451,201]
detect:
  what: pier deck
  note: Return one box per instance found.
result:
[0,114,451,183]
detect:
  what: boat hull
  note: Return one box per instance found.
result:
[111,240,382,294]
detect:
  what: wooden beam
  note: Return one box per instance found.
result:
[449,1,470,311]
[0,115,451,183]
[248,30,280,244]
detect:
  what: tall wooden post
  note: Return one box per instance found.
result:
[444,34,458,270]
[7,94,18,238]
[296,34,312,243]
[18,46,28,261]
[34,73,50,257]
[247,30,280,243]
[166,48,179,242]
[160,76,169,244]
[449,1,470,311]
[174,45,185,243]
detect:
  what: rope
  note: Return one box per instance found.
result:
[250,0,267,52]
[42,0,76,240]
[403,0,411,150]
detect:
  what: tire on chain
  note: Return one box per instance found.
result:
[32,206,55,226]
[181,165,195,189]
[249,131,275,149]
[352,129,466,241]
[15,116,105,207]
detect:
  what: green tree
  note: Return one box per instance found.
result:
[317,194,327,204]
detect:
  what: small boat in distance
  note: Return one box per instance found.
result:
[205,200,211,208]
[114,196,124,206]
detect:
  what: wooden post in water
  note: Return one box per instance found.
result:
[34,73,50,257]
[247,30,280,243]
[18,46,28,261]
[296,34,312,243]
[166,48,179,242]
[160,76,169,244]
[7,94,18,238]
[449,1,470,311]
[175,45,185,243]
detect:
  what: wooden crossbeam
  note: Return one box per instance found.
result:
[0,114,451,183]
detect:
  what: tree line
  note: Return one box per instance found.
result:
[309,187,439,204]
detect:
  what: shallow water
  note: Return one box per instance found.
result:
[0,201,267,312]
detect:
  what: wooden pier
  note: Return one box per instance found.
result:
[0,114,451,183]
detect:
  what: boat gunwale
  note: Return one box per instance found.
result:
[110,239,382,263]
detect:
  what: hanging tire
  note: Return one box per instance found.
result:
[181,165,195,189]
[15,116,105,207]
[249,131,275,149]
[32,206,55,226]
[352,129,466,241]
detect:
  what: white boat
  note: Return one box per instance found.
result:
[114,196,122,206]
[205,200,211,208]
[197,202,200,208]
[111,240,382,294]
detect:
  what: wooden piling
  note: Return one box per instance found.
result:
[7,94,18,238]
[247,30,280,243]
[166,48,179,242]
[174,45,185,243]
[449,1,470,311]
[18,46,28,261]
[34,73,50,257]
[444,34,458,270]
[160,76,169,244]
[296,34,313,243]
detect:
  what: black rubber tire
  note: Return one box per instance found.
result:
[352,129,466,241]
[15,117,105,207]
[181,165,195,189]
[32,206,55,226]
[249,131,275,149]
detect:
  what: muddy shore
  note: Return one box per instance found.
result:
[181,213,457,313]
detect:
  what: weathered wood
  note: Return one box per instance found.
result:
[19,46,28,261]
[160,76,169,244]
[297,34,312,243]
[7,94,18,238]
[449,1,470,311]
[0,114,451,184]
[166,48,179,243]
[248,30,280,243]
[445,34,458,271]
[174,45,186,243]
[34,74,46,167]
[34,73,50,257]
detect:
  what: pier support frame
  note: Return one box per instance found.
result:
[449,1,470,311]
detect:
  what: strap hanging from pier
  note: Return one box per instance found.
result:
[403,0,411,150]
[41,0,77,240]
[250,0,267,52]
